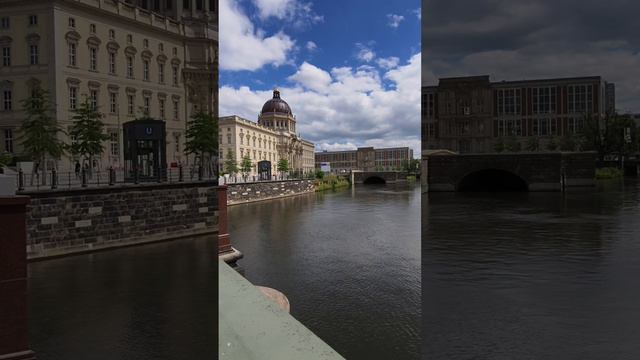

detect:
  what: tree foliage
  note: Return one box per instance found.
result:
[68,97,110,166]
[19,86,65,169]
[240,155,252,178]
[224,150,239,176]
[525,137,539,152]
[185,110,218,172]
[580,112,638,158]
[277,158,289,174]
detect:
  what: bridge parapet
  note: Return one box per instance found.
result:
[424,152,596,192]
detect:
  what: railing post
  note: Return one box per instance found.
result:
[0,196,37,360]
[17,169,24,192]
[50,169,57,190]
[81,168,87,188]
[218,185,231,254]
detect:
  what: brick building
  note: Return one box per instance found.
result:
[315,146,414,173]
[422,75,615,153]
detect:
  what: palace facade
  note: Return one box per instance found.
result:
[219,89,315,178]
[0,0,218,171]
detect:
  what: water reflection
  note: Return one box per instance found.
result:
[423,179,640,359]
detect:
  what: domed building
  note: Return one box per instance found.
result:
[219,89,315,179]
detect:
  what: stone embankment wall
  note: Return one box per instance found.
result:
[227,180,315,205]
[23,182,219,259]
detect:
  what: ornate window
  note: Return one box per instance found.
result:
[110,131,119,156]
[127,94,135,115]
[2,46,10,67]
[69,86,78,109]
[4,129,13,153]
[89,46,98,71]
[90,90,98,110]
[172,65,179,85]
[109,92,118,114]
[126,56,134,78]
[2,90,11,111]
[173,99,179,120]
[143,60,150,81]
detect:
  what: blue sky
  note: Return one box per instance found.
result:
[219,0,421,156]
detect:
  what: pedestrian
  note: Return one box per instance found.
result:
[75,161,81,179]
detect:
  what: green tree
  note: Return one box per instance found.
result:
[277,158,289,179]
[240,154,252,180]
[559,136,576,152]
[19,86,65,183]
[224,150,239,178]
[494,138,505,153]
[68,97,110,174]
[526,137,539,152]
[546,137,558,151]
[504,136,521,152]
[185,110,218,177]
[0,152,11,173]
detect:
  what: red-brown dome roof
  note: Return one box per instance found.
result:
[261,89,292,116]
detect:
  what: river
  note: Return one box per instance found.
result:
[28,235,218,359]
[423,179,640,359]
[228,183,422,360]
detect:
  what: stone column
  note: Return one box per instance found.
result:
[0,196,36,360]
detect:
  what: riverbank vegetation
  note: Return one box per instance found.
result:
[315,173,350,192]
[596,167,624,179]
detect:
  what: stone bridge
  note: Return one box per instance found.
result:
[351,171,408,184]
[422,152,596,192]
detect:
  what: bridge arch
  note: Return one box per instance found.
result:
[457,168,528,192]
[363,176,386,184]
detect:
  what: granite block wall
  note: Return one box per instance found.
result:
[227,180,315,205]
[22,182,219,259]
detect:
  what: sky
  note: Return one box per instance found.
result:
[423,0,640,114]
[219,0,421,156]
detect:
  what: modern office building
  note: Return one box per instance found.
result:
[219,89,315,178]
[0,0,218,171]
[315,146,414,173]
[422,75,615,153]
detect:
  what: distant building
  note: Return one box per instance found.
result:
[315,147,414,173]
[0,0,218,171]
[219,89,315,178]
[422,75,615,153]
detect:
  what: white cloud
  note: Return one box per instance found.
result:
[356,43,376,62]
[287,62,332,92]
[252,0,324,27]
[220,0,295,71]
[220,53,422,156]
[306,41,318,52]
[387,14,405,28]
[376,56,400,69]
[413,8,421,20]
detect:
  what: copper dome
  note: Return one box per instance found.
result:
[261,89,292,116]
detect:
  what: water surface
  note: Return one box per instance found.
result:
[229,184,421,360]
[29,236,217,359]
[423,180,640,359]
